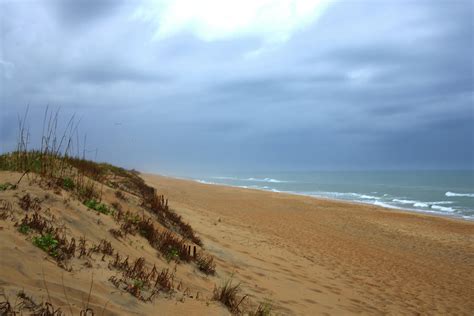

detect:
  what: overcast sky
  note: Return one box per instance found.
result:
[1,0,473,173]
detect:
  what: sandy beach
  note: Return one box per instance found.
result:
[1,169,473,315]
[143,173,474,315]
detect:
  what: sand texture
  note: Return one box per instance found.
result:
[143,174,474,315]
[1,170,473,315]
[0,171,229,315]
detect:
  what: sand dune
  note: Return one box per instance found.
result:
[1,169,473,315]
[0,171,229,315]
[143,173,474,315]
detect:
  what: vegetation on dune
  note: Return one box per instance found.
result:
[196,253,216,275]
[84,199,111,215]
[0,108,263,314]
[249,300,273,316]
[213,278,248,314]
[0,290,71,315]
[0,107,201,245]
[32,233,59,257]
[0,182,16,191]
[62,176,75,190]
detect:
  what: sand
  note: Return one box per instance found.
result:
[142,173,474,315]
[1,170,473,315]
[0,171,229,315]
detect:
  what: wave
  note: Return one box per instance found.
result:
[373,201,404,210]
[193,178,471,220]
[393,199,418,204]
[392,199,428,208]
[431,205,455,212]
[445,192,474,198]
[197,180,217,185]
[247,177,287,183]
[414,202,429,208]
[211,176,239,180]
[392,199,456,209]
[310,191,380,201]
[212,176,287,183]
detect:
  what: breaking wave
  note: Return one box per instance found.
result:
[445,192,474,198]
[212,176,287,183]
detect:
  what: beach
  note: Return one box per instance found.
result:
[143,173,474,315]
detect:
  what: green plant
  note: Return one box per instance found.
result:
[18,224,30,234]
[0,182,15,191]
[62,177,75,190]
[32,234,59,257]
[165,247,179,263]
[84,199,110,215]
[126,213,141,224]
[133,279,144,290]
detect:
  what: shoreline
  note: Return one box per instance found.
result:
[166,174,473,223]
[142,172,474,315]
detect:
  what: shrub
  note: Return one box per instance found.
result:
[32,233,59,257]
[62,177,75,190]
[0,182,15,191]
[84,199,110,215]
[18,224,30,234]
[133,279,145,290]
[165,247,179,263]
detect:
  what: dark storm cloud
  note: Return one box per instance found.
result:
[49,0,124,26]
[0,0,472,172]
[69,62,170,84]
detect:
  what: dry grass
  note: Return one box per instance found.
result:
[0,288,96,316]
[0,108,268,313]
[249,301,273,316]
[18,193,42,212]
[108,255,175,301]
[213,278,248,314]
[196,253,216,275]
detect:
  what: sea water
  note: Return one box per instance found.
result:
[191,170,474,220]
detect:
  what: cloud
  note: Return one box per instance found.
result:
[0,59,15,79]
[134,0,334,43]
[48,0,124,27]
[69,62,170,84]
[0,0,472,171]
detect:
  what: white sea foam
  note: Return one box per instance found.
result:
[431,205,455,212]
[392,199,454,209]
[312,192,380,200]
[373,201,403,209]
[197,180,216,185]
[212,176,239,180]
[246,177,287,183]
[393,199,418,204]
[357,194,380,200]
[414,202,429,208]
[193,178,471,220]
[212,176,287,183]
[430,201,454,205]
[445,192,474,197]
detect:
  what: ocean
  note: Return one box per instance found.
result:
[189,170,474,220]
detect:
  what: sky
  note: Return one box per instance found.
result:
[0,0,473,174]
